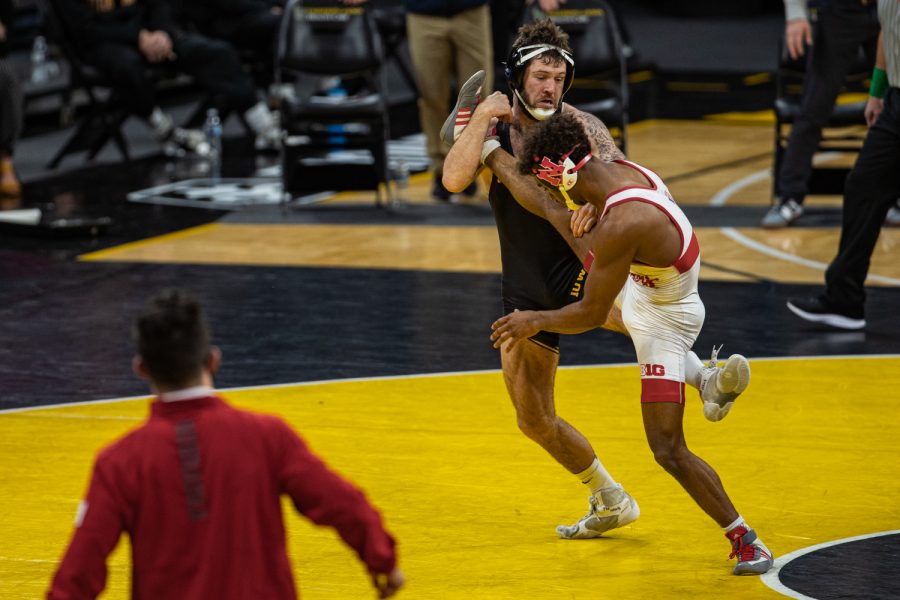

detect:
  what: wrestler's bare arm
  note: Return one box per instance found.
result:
[443,92,511,192]
[567,108,626,161]
[490,217,636,347]
[484,149,594,263]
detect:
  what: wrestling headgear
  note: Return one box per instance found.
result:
[503,43,575,121]
[532,144,592,210]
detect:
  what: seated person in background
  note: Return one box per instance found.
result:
[176,0,282,89]
[56,0,282,154]
[0,0,22,198]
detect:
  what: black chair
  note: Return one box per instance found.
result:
[370,0,417,96]
[277,0,392,205]
[772,35,875,197]
[44,0,131,168]
[522,0,629,154]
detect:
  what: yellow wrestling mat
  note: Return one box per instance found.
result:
[2,357,899,599]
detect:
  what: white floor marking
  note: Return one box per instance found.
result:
[2,355,897,415]
[708,152,842,207]
[720,227,900,286]
[761,529,900,599]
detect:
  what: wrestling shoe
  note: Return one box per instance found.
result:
[556,484,640,539]
[699,345,750,422]
[726,526,774,575]
[440,70,485,146]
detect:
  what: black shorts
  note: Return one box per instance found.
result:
[502,264,587,353]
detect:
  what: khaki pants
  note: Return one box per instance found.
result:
[406,5,493,176]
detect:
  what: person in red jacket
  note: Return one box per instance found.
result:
[47,289,404,599]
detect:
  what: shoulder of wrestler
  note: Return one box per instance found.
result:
[598,201,657,244]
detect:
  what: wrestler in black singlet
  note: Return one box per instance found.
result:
[488,122,587,352]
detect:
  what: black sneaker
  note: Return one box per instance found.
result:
[786,296,865,330]
[432,175,452,201]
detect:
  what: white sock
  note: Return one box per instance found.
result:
[576,457,617,495]
[244,101,275,135]
[723,515,746,534]
[684,350,704,390]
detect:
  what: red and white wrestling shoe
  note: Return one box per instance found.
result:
[440,70,485,146]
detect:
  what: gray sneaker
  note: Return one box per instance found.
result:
[556,485,640,539]
[885,200,900,227]
[699,346,750,422]
[440,70,485,146]
[761,198,803,228]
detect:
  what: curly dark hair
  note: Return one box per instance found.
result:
[134,289,211,387]
[511,18,572,54]
[517,112,591,177]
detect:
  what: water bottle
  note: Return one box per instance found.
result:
[203,108,223,181]
[326,80,348,150]
[30,36,48,84]
[394,160,409,204]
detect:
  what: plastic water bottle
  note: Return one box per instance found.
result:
[30,36,48,84]
[394,160,409,204]
[203,108,223,181]
[326,80,348,150]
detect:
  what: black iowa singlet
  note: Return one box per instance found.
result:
[488,122,587,350]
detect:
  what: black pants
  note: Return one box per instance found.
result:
[0,59,22,151]
[824,87,900,313]
[776,2,879,202]
[203,10,280,86]
[84,33,258,120]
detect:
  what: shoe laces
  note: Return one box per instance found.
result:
[707,344,722,368]
[727,527,758,562]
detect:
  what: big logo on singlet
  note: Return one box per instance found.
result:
[630,272,658,288]
[640,363,666,377]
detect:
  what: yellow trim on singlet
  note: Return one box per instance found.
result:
[528,337,560,354]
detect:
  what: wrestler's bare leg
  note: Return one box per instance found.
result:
[500,338,595,472]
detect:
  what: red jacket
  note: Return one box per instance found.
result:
[47,395,396,599]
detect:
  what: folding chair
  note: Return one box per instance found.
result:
[277,0,392,205]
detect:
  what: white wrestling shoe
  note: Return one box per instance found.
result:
[440,70,485,146]
[556,485,640,539]
[699,345,751,422]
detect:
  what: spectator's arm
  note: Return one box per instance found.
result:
[865,32,886,126]
[143,0,180,40]
[783,0,808,23]
[46,457,127,600]
[783,0,812,60]
[57,0,142,47]
[275,419,398,576]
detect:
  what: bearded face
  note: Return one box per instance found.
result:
[521,58,568,113]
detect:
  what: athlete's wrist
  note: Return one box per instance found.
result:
[481,138,501,164]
